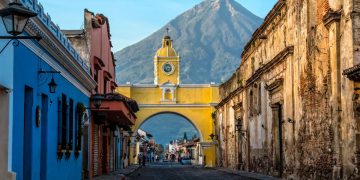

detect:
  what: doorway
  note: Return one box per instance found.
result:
[23,86,33,179]
[271,103,284,177]
[101,126,108,174]
[40,94,48,180]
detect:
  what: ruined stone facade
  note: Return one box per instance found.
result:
[215,0,360,179]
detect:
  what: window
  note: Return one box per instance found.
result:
[69,99,74,150]
[104,78,108,94]
[249,90,253,117]
[57,98,62,150]
[75,103,83,151]
[61,94,67,149]
[94,68,99,93]
[165,89,172,100]
[258,83,262,114]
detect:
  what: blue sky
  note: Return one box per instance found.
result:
[40,0,277,51]
[139,114,199,146]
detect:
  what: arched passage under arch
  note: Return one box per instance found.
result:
[136,111,203,141]
[125,105,217,167]
[117,82,219,167]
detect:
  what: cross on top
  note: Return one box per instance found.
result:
[166,27,169,36]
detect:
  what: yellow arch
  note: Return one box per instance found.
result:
[136,111,202,141]
[116,84,219,167]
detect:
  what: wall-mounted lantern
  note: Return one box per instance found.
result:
[0,2,41,55]
[38,69,60,94]
[0,2,37,36]
[48,76,57,93]
[91,94,104,109]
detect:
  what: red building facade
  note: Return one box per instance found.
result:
[64,9,138,178]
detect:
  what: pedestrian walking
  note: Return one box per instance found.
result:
[142,154,146,166]
[138,154,142,167]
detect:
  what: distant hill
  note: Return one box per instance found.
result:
[115,0,262,84]
[140,114,198,146]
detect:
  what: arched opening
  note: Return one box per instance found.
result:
[136,112,201,163]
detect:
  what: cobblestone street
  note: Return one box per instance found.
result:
[125,162,276,180]
[128,165,245,180]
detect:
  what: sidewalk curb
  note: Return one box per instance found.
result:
[214,168,280,180]
[119,166,141,176]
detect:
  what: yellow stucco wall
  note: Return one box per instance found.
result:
[116,85,219,167]
[117,34,219,167]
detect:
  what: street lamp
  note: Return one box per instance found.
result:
[0,2,40,39]
[91,94,104,109]
[0,2,41,55]
[48,76,57,93]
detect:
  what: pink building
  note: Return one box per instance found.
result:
[64,9,138,178]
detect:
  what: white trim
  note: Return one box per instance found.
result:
[20,40,92,97]
[133,84,158,88]
[210,103,218,107]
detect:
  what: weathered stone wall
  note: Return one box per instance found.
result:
[216,0,359,179]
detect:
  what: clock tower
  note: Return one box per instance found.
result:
[154,30,180,85]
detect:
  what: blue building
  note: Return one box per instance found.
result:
[0,0,96,180]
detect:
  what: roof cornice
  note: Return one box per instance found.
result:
[25,19,96,92]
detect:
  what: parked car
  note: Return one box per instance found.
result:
[180,158,192,165]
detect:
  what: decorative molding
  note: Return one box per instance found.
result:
[24,20,96,92]
[343,64,360,81]
[265,78,284,92]
[216,46,293,109]
[246,46,293,86]
[21,0,90,74]
[15,0,96,94]
[233,102,243,111]
[241,0,287,60]
[266,78,284,105]
[323,10,341,28]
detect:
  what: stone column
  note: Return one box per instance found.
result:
[324,11,342,179]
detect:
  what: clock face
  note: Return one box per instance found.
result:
[162,63,175,75]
